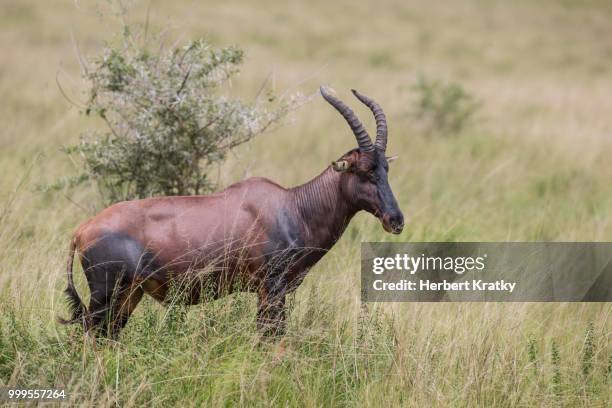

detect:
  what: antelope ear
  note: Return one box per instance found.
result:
[386,154,399,163]
[332,160,351,172]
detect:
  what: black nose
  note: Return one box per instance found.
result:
[390,213,404,233]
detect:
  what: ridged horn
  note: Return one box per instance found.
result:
[351,89,388,152]
[320,86,374,152]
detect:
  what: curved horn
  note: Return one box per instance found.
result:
[351,89,388,152]
[320,86,374,152]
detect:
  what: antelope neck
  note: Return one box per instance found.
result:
[290,167,357,250]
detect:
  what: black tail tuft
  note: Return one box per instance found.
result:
[57,238,87,325]
[58,285,86,325]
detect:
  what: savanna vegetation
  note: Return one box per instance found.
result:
[0,0,610,406]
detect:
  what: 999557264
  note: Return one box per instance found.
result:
[1,388,66,402]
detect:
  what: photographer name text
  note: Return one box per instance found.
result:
[372,279,516,293]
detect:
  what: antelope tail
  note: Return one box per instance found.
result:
[57,238,87,325]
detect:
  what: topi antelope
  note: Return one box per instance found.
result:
[60,86,404,338]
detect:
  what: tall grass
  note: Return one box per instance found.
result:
[0,285,610,406]
[1,0,611,406]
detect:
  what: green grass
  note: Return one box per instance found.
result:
[0,0,611,406]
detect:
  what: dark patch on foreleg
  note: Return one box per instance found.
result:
[257,266,288,338]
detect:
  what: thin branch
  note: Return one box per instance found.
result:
[70,29,89,76]
[177,66,192,95]
[101,114,122,140]
[143,0,152,46]
[62,193,93,215]
[253,71,273,103]
[56,70,86,109]
[278,62,329,102]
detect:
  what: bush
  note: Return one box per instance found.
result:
[60,23,301,204]
[410,74,480,136]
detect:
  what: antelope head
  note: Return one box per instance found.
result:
[321,86,404,234]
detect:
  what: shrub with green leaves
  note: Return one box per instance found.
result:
[410,74,480,136]
[62,31,300,204]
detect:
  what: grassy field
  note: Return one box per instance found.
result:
[1,0,611,406]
